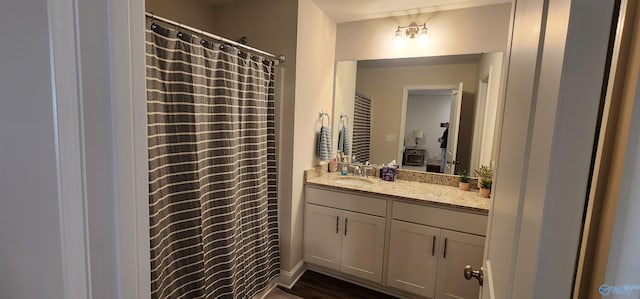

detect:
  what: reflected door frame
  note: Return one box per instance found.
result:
[398,84,458,168]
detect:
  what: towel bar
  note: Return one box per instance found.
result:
[340,113,349,127]
[319,111,330,127]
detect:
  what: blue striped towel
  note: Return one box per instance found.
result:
[338,126,351,155]
[316,126,332,161]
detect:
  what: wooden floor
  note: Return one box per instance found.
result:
[279,271,399,299]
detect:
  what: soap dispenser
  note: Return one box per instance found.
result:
[340,155,348,176]
[328,152,338,172]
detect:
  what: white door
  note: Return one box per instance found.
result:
[340,211,386,283]
[387,220,440,298]
[435,230,485,299]
[303,204,343,271]
[445,82,463,174]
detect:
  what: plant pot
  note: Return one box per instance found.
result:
[479,188,491,198]
[459,182,470,191]
[478,177,491,188]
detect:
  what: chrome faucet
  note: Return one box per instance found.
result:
[352,164,362,177]
[362,161,374,178]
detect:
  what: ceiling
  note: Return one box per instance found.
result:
[311,0,512,23]
[208,0,512,23]
[358,54,482,69]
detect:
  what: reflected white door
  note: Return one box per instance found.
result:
[445,82,463,174]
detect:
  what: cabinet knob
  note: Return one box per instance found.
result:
[464,265,484,286]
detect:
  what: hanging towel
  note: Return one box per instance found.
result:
[338,129,344,154]
[316,126,332,161]
[338,126,351,155]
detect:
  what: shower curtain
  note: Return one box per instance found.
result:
[353,92,372,163]
[146,19,279,299]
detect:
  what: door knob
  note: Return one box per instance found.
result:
[464,265,484,286]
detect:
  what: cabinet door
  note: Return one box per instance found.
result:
[303,204,343,271]
[435,230,485,299]
[340,211,386,283]
[387,220,440,298]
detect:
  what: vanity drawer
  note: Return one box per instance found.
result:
[306,187,387,217]
[392,201,487,236]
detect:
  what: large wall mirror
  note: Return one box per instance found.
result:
[332,53,504,175]
[328,2,512,175]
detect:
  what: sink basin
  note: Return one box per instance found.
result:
[333,176,375,186]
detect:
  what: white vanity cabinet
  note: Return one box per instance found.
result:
[304,187,387,283]
[303,184,487,299]
[387,220,440,297]
[388,202,486,299]
[434,229,484,299]
[303,204,343,270]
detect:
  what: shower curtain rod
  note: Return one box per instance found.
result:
[146,12,285,64]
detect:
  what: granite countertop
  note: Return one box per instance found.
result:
[305,172,490,214]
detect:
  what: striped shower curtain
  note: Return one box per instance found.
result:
[146,19,279,299]
[353,92,372,163]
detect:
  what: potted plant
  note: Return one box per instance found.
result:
[458,170,470,191]
[474,165,493,188]
[479,179,492,198]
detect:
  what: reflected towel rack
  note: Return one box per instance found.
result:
[319,111,330,127]
[340,113,349,127]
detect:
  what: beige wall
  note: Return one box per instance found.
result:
[356,63,478,167]
[332,61,357,155]
[289,0,337,271]
[145,0,217,33]
[336,4,511,61]
[209,0,298,61]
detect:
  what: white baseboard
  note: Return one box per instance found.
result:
[253,261,307,299]
[254,280,281,299]
[277,260,306,289]
[252,260,306,298]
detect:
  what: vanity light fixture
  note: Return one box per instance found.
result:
[394,23,429,48]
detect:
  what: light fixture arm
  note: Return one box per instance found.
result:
[396,22,428,39]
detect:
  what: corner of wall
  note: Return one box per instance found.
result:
[287,0,337,271]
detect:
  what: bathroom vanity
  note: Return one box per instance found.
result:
[303,172,489,299]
